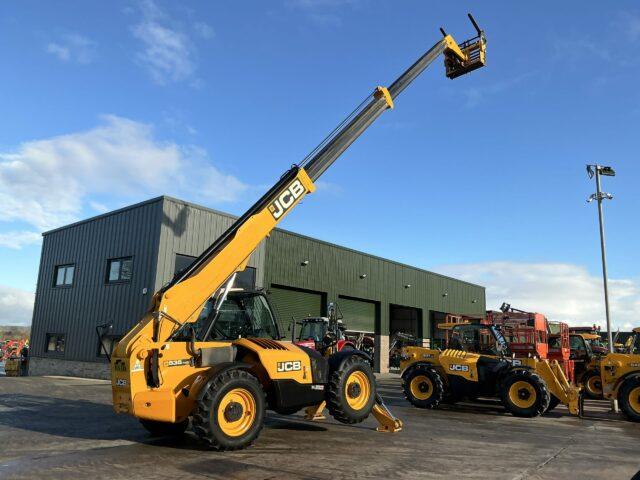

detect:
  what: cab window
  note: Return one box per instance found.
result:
[209,294,279,340]
[570,336,587,351]
[449,324,497,355]
[298,322,326,342]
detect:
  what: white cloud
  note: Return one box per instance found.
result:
[89,201,109,214]
[46,33,96,64]
[436,261,640,331]
[0,231,41,249]
[617,11,640,42]
[0,115,247,241]
[0,286,34,326]
[131,0,197,84]
[194,22,214,40]
[46,43,70,61]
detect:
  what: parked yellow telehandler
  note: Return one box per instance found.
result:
[400,323,581,417]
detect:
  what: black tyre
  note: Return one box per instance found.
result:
[326,355,376,424]
[546,395,561,413]
[140,418,189,437]
[582,370,603,399]
[402,365,445,409]
[618,376,640,422]
[500,369,550,418]
[192,369,265,450]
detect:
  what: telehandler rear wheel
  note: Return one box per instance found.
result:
[500,370,550,418]
[618,376,640,422]
[140,418,189,437]
[192,369,265,450]
[402,365,444,409]
[327,355,376,424]
[582,370,603,399]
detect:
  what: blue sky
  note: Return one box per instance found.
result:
[0,1,639,327]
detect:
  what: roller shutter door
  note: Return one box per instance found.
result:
[338,296,376,333]
[268,286,324,331]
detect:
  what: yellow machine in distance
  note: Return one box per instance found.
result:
[400,323,581,417]
[109,15,487,450]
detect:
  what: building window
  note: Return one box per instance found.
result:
[53,264,75,287]
[174,254,197,276]
[106,257,133,283]
[97,335,122,357]
[236,267,256,290]
[46,333,65,353]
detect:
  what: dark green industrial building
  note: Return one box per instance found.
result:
[29,196,486,378]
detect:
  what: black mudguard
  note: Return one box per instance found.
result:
[401,362,435,380]
[191,361,253,402]
[327,349,372,373]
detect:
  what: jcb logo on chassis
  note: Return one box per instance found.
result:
[630,363,640,368]
[449,364,470,372]
[277,361,302,372]
[268,180,306,220]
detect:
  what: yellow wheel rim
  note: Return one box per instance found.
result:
[345,371,371,411]
[217,388,256,437]
[508,381,537,409]
[628,386,640,414]
[586,375,602,395]
[410,375,434,401]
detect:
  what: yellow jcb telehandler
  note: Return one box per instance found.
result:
[400,322,582,417]
[108,15,487,450]
[572,328,640,422]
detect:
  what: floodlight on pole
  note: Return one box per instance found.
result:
[586,163,617,412]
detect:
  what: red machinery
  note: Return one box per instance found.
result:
[293,317,356,353]
[292,303,357,356]
[484,304,549,359]
[548,321,575,383]
[484,305,577,384]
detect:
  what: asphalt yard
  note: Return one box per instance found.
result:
[0,375,639,480]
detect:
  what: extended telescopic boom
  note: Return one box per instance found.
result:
[141,15,486,341]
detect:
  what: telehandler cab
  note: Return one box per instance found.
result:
[109,15,487,450]
[400,323,582,418]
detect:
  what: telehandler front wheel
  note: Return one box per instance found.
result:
[618,376,640,422]
[402,365,444,409]
[192,369,265,451]
[140,418,189,437]
[500,370,550,418]
[582,370,603,399]
[327,355,376,424]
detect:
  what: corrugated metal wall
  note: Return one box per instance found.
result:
[30,194,484,364]
[30,199,163,361]
[155,198,265,290]
[263,229,486,338]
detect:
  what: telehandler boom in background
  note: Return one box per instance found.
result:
[109,15,486,450]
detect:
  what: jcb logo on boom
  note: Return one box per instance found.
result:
[268,180,306,220]
[277,361,302,372]
[449,364,470,372]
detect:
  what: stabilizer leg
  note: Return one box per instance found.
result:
[304,401,327,421]
[372,393,403,433]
